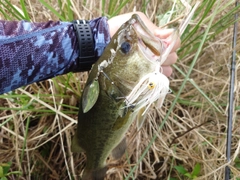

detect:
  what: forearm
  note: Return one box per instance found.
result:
[0,17,110,94]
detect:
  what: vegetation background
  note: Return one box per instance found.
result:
[0,0,240,179]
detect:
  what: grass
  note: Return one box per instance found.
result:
[0,0,240,179]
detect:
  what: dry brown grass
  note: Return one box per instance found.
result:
[0,0,240,180]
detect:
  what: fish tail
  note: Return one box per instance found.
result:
[82,166,108,180]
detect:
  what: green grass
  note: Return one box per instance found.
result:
[0,162,22,180]
[0,0,239,179]
[126,0,223,177]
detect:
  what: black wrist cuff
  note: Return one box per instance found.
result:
[72,20,96,71]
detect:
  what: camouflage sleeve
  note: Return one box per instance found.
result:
[0,17,110,94]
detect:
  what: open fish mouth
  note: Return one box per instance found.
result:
[120,14,170,115]
[130,14,164,63]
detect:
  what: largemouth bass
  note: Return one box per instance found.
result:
[72,14,177,180]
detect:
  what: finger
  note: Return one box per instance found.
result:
[162,52,178,66]
[155,28,174,39]
[161,66,173,77]
[154,29,181,52]
[108,12,157,37]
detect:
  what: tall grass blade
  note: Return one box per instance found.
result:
[0,0,25,20]
[0,8,11,20]
[173,64,222,112]
[181,0,215,44]
[110,0,130,17]
[20,0,30,21]
[20,117,30,164]
[66,0,74,21]
[108,0,117,16]
[57,0,65,20]
[101,0,106,16]
[180,1,240,59]
[141,0,149,14]
[126,1,220,178]
[39,0,66,21]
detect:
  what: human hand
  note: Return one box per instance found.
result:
[154,28,180,77]
[107,12,181,77]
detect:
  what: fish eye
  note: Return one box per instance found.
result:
[120,41,131,54]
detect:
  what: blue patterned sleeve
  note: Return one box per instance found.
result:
[0,17,110,94]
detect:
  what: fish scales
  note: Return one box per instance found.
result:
[72,14,170,180]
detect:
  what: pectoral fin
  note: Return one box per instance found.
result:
[82,80,99,113]
[112,102,129,131]
[112,137,126,159]
[112,116,129,131]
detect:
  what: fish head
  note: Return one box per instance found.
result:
[99,14,165,95]
[83,14,172,114]
[115,14,164,63]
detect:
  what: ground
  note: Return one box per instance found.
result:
[0,0,240,180]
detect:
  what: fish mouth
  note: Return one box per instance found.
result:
[130,14,164,63]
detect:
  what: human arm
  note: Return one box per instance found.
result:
[0,17,110,94]
[0,12,179,94]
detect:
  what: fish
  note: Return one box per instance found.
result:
[69,6,207,177]
[71,13,173,180]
